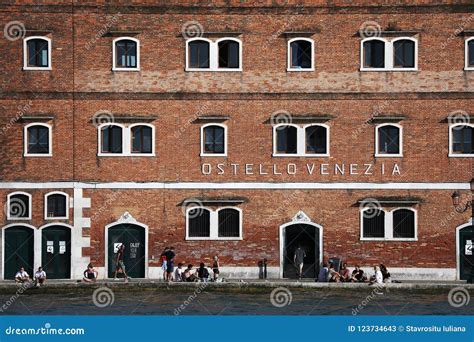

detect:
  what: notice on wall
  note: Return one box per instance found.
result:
[47,241,54,254]
[466,240,473,256]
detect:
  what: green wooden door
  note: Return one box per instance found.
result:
[42,226,71,279]
[108,224,145,278]
[4,226,34,280]
[459,225,474,280]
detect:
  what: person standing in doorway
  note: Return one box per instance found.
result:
[114,243,129,283]
[165,246,176,282]
[293,245,306,279]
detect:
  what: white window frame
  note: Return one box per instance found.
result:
[185,37,242,72]
[6,192,32,220]
[24,123,52,157]
[23,36,52,71]
[185,206,242,241]
[273,123,330,157]
[44,191,69,220]
[112,37,140,72]
[465,37,474,71]
[360,207,417,241]
[97,123,126,157]
[287,37,315,72]
[129,123,156,156]
[360,37,418,72]
[200,123,228,157]
[375,123,403,157]
[449,123,474,158]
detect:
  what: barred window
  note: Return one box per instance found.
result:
[188,39,210,69]
[101,125,123,154]
[113,38,139,69]
[276,125,298,154]
[188,208,211,238]
[305,125,328,154]
[377,124,401,155]
[46,193,67,219]
[25,37,50,68]
[393,209,415,238]
[131,125,153,154]
[202,125,226,155]
[26,124,51,155]
[288,38,313,70]
[363,39,385,68]
[393,39,415,68]
[218,39,240,69]
[451,125,473,155]
[362,209,385,238]
[218,208,240,237]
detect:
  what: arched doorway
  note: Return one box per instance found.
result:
[41,225,71,279]
[3,225,35,280]
[106,213,147,278]
[457,221,474,280]
[280,211,323,279]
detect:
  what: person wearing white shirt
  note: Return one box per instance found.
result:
[174,263,184,282]
[15,267,30,283]
[34,266,47,286]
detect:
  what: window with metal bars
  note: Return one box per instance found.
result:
[218,208,240,237]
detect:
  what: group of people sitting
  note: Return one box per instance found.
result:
[172,261,221,282]
[14,266,46,287]
[317,262,391,285]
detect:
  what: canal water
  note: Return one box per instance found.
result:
[0,287,472,315]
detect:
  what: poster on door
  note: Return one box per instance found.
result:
[114,243,123,254]
[465,240,473,256]
[47,241,54,254]
[130,242,140,259]
[59,241,66,254]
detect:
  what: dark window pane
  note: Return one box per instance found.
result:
[362,210,385,238]
[189,40,210,68]
[27,39,49,67]
[218,209,240,237]
[452,126,473,154]
[27,126,49,154]
[101,126,123,153]
[290,40,312,69]
[276,126,297,154]
[378,125,400,154]
[115,40,137,68]
[9,194,29,218]
[469,40,474,67]
[204,126,225,154]
[363,40,385,68]
[394,40,415,68]
[132,126,152,153]
[393,209,415,238]
[188,209,210,237]
[47,194,67,218]
[306,125,327,154]
[218,40,240,68]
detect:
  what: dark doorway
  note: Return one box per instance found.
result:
[459,225,474,280]
[283,224,320,279]
[42,226,71,279]
[107,224,145,278]
[4,226,34,280]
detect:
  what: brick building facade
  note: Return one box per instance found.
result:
[0,1,473,281]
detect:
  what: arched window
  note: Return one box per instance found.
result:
[450,124,473,156]
[24,37,51,69]
[218,208,241,238]
[7,192,32,220]
[187,208,211,238]
[24,123,52,156]
[362,39,385,69]
[275,125,298,154]
[393,39,415,68]
[392,209,415,238]
[362,209,385,238]
[465,38,474,70]
[113,38,139,70]
[305,124,328,155]
[131,124,153,154]
[288,38,314,70]
[45,192,68,219]
[100,124,124,154]
[376,124,402,156]
[217,39,241,69]
[187,39,210,69]
[201,124,226,156]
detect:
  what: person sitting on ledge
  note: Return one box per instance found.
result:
[380,264,391,283]
[174,263,184,282]
[34,266,47,287]
[197,263,210,282]
[339,263,350,282]
[328,263,342,282]
[15,267,30,283]
[350,265,366,283]
[369,265,384,286]
[83,263,98,283]
[317,263,329,282]
[183,264,198,282]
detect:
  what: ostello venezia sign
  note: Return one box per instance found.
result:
[201,162,401,176]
